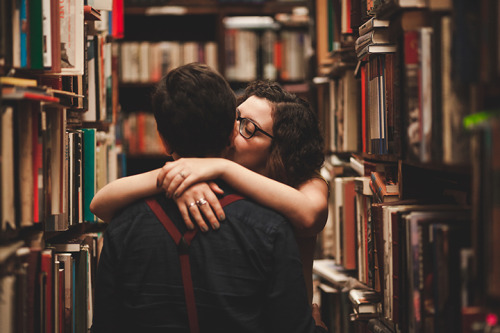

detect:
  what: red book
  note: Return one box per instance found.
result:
[41,249,54,333]
[32,105,43,222]
[343,179,356,270]
[111,0,124,39]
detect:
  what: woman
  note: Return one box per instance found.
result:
[90,80,329,302]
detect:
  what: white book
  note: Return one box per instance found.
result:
[1,107,16,231]
[139,41,150,83]
[42,0,52,68]
[84,35,97,121]
[61,0,84,75]
[204,42,218,72]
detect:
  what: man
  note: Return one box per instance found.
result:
[91,63,327,332]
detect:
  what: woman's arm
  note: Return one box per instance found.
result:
[158,158,329,237]
[90,169,163,222]
[90,167,226,230]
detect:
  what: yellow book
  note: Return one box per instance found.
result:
[0,76,38,87]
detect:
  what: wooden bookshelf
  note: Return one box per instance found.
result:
[0,0,124,331]
[118,0,314,168]
[313,0,500,332]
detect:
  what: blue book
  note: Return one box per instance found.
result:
[19,0,27,67]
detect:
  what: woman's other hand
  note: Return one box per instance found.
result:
[174,182,225,232]
[157,158,226,199]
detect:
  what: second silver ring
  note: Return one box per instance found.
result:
[196,198,208,206]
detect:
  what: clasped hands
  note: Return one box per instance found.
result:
[156,158,227,232]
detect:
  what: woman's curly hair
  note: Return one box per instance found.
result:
[266,99,325,188]
[240,80,324,188]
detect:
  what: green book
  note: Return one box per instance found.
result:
[28,0,43,69]
[82,128,96,222]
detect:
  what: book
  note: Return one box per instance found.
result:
[44,105,68,231]
[82,128,96,223]
[29,0,44,69]
[15,102,34,227]
[355,29,391,53]
[348,288,381,314]
[367,318,393,333]
[1,106,16,231]
[359,17,390,36]
[49,0,61,73]
[312,259,351,288]
[0,77,38,87]
[40,248,54,333]
[55,253,74,332]
[354,176,373,286]
[60,0,84,75]
[1,86,59,103]
[357,44,397,61]
[370,171,399,195]
[42,0,52,69]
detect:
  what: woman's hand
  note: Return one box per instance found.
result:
[157,158,227,198]
[173,182,225,232]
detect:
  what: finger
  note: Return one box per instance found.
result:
[208,181,224,195]
[311,304,327,330]
[204,190,225,223]
[157,162,176,188]
[196,197,220,230]
[177,201,195,230]
[165,171,188,198]
[160,165,185,197]
[172,175,196,199]
[188,203,209,232]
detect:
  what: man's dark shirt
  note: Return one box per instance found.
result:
[92,183,327,333]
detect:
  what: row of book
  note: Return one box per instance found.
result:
[317,149,500,332]
[120,112,165,156]
[118,41,219,84]
[314,1,486,165]
[0,234,100,333]
[0,94,125,233]
[0,0,121,74]
[225,28,309,82]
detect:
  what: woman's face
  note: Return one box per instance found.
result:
[225,96,274,176]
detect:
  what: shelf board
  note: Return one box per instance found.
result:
[124,1,308,16]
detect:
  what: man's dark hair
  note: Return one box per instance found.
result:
[152,63,236,157]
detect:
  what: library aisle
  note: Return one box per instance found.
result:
[1,0,499,332]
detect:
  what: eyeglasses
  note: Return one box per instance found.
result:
[236,109,274,139]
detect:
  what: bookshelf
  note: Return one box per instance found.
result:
[0,0,123,331]
[117,0,314,175]
[313,0,500,333]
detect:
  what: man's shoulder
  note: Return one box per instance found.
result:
[222,193,289,233]
[106,198,154,232]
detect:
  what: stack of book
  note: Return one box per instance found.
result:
[355,17,396,61]
[348,288,382,321]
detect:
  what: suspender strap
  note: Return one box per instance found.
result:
[145,193,243,333]
[145,198,199,333]
[218,193,244,207]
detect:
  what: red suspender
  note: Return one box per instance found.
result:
[145,193,243,333]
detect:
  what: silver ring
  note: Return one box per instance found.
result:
[188,202,196,208]
[179,171,186,178]
[196,198,208,206]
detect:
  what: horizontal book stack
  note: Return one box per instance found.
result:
[355,17,395,61]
